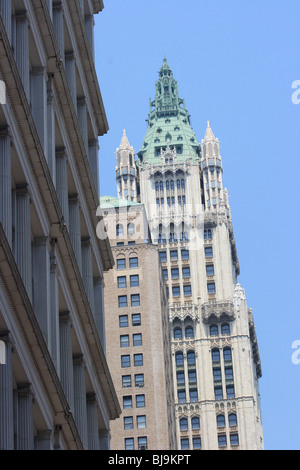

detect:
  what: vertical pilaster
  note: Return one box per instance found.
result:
[77,97,88,152]
[86,393,99,450]
[15,184,32,299]
[85,15,95,59]
[59,312,74,410]
[81,237,94,313]
[31,67,47,158]
[36,430,52,450]
[88,139,99,194]
[32,236,50,344]
[0,126,12,246]
[50,240,60,372]
[65,51,77,112]
[0,0,12,43]
[99,429,110,450]
[45,0,53,20]
[52,2,64,64]
[47,74,56,184]
[17,384,34,450]
[0,332,14,450]
[93,277,105,350]
[15,10,29,99]
[55,148,69,227]
[68,195,82,272]
[73,354,88,448]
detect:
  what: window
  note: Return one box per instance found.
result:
[229,413,237,426]
[160,181,163,191]
[185,327,194,338]
[206,265,214,276]
[181,249,189,260]
[193,437,201,449]
[130,274,139,287]
[175,352,184,365]
[172,286,180,297]
[129,257,138,268]
[225,367,233,379]
[125,438,134,450]
[213,368,222,381]
[163,269,168,280]
[181,179,185,189]
[134,353,143,367]
[223,348,232,361]
[178,390,186,403]
[188,370,197,384]
[117,258,126,270]
[212,348,220,362]
[170,250,178,261]
[182,267,190,278]
[132,314,141,326]
[221,323,230,335]
[226,385,235,399]
[170,180,174,190]
[118,295,127,308]
[180,418,188,431]
[117,276,127,288]
[120,335,129,348]
[214,386,223,400]
[137,415,146,429]
[207,282,216,294]
[191,417,200,430]
[174,327,182,339]
[171,268,179,279]
[205,246,213,258]
[177,371,185,384]
[181,438,189,450]
[155,181,159,191]
[124,416,133,430]
[119,315,128,328]
[189,389,198,402]
[217,414,225,427]
[116,224,123,237]
[135,374,144,387]
[230,434,239,447]
[138,436,147,450]
[136,394,145,408]
[128,223,135,237]
[121,355,130,368]
[133,333,142,346]
[122,375,131,388]
[210,325,218,336]
[218,435,227,448]
[183,285,192,296]
[131,294,140,307]
[204,229,212,240]
[166,180,170,190]
[177,179,181,189]
[123,396,132,409]
[159,251,167,262]
[187,351,195,365]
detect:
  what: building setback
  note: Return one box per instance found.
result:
[0,0,120,450]
[101,194,177,450]
[112,58,264,450]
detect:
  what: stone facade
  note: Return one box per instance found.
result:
[0,0,120,450]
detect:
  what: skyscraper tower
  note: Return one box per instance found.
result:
[124,58,264,450]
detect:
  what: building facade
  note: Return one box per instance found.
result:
[101,191,177,450]
[114,58,264,450]
[0,0,120,450]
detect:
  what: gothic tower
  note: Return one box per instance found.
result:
[116,129,139,202]
[130,58,264,450]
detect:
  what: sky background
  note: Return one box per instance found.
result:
[94,0,300,450]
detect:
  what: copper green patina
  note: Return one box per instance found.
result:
[137,58,201,167]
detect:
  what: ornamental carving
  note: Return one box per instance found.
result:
[201,300,235,324]
[169,303,198,322]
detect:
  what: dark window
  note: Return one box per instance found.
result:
[118,295,127,308]
[130,275,139,287]
[181,249,189,260]
[217,414,225,427]
[117,276,127,288]
[129,257,138,268]
[134,353,143,366]
[132,313,141,326]
[205,246,213,258]
[119,315,128,328]
[121,355,130,368]
[131,294,140,306]
[117,258,126,270]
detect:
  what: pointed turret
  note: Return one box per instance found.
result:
[115,129,139,202]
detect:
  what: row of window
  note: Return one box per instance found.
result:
[122,374,144,388]
[116,223,135,237]
[123,394,145,409]
[121,354,143,368]
[156,196,186,207]
[120,333,142,348]
[155,179,185,191]
[124,415,146,430]
[218,433,239,448]
[118,294,140,308]
[163,267,190,279]
[160,249,189,262]
[174,326,194,339]
[117,256,138,269]
[179,416,200,431]
[171,285,192,297]
[181,437,201,450]
[125,436,147,450]
[173,323,230,340]
[119,314,141,328]
[217,413,237,427]
[117,275,139,288]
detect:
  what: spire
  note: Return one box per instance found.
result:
[119,129,130,150]
[204,121,216,141]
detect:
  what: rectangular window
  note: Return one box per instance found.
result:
[172,286,180,297]
[181,438,189,450]
[133,333,142,346]
[121,355,130,368]
[131,294,140,306]
[206,264,214,276]
[177,371,185,384]
[122,375,131,388]
[230,434,239,447]
[218,435,227,448]
[213,368,222,381]
[183,285,192,296]
[134,353,143,367]
[119,315,128,328]
[136,394,145,408]
[193,437,201,449]
[159,251,167,262]
[120,335,130,348]
[189,388,198,402]
[130,274,139,287]
[117,276,127,288]
[205,246,213,258]
[137,415,146,429]
[117,258,126,270]
[214,386,223,400]
[135,374,144,387]
[181,249,189,260]
[170,250,178,261]
[138,436,147,450]
[178,390,186,403]
[182,267,190,278]
[163,269,168,280]
[207,283,216,294]
[125,438,134,450]
[132,313,141,326]
[226,385,235,399]
[118,295,128,308]
[123,395,132,409]
[124,416,133,430]
[129,257,138,268]
[171,268,179,279]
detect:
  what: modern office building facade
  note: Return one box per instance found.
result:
[112,58,264,450]
[101,191,177,450]
[0,0,120,450]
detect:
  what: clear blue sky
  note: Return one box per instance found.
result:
[94,0,300,450]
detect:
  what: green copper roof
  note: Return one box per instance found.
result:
[137,58,201,167]
[100,195,141,209]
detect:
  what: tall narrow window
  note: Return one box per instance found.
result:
[116,224,123,237]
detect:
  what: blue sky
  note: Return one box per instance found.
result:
[94,0,300,450]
